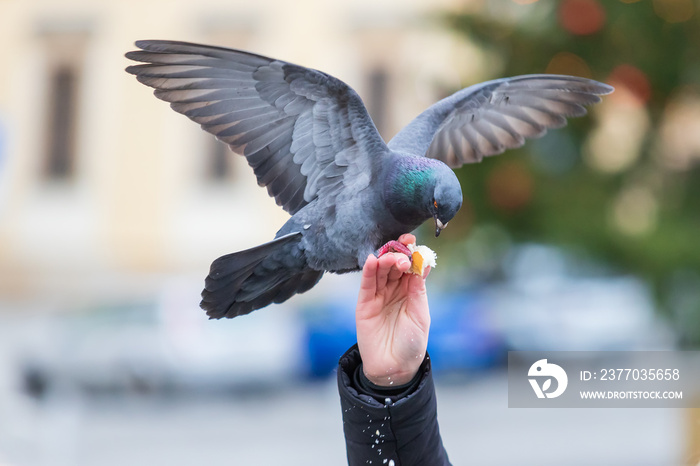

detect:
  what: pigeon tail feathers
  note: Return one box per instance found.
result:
[200,233,323,319]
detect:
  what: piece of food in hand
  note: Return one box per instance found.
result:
[407,243,437,275]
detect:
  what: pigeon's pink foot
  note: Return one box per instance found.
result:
[376,240,412,258]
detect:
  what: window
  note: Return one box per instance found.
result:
[207,137,232,181]
[354,26,398,140]
[40,30,88,182]
[201,19,257,183]
[367,67,389,139]
[45,65,78,179]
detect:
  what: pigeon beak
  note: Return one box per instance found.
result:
[434,217,447,237]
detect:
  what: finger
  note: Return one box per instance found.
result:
[375,253,396,291]
[422,265,431,279]
[358,254,378,302]
[397,254,411,272]
[398,233,416,246]
[387,254,411,282]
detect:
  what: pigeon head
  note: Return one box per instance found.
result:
[429,163,462,237]
[384,157,463,236]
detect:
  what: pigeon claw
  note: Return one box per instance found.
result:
[376,240,412,258]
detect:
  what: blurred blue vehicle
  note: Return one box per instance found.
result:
[301,289,506,378]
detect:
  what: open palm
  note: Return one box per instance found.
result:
[356,234,431,386]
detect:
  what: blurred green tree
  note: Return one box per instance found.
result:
[429,0,700,344]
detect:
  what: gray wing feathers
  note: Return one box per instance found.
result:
[388,74,613,168]
[126,40,384,214]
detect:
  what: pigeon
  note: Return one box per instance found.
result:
[125,40,613,319]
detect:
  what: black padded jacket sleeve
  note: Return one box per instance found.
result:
[337,344,451,466]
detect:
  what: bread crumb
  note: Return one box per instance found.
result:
[406,243,436,275]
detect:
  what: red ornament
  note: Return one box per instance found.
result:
[559,0,606,36]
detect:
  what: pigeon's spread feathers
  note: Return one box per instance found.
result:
[125,40,613,319]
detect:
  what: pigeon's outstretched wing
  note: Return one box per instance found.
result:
[126,40,386,214]
[388,75,613,168]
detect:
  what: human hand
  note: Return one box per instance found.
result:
[356,234,431,387]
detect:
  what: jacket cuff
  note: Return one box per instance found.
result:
[337,344,450,466]
[354,361,423,404]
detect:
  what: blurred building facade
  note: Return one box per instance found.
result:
[0,0,473,311]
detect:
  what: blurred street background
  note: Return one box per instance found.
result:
[0,0,699,464]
